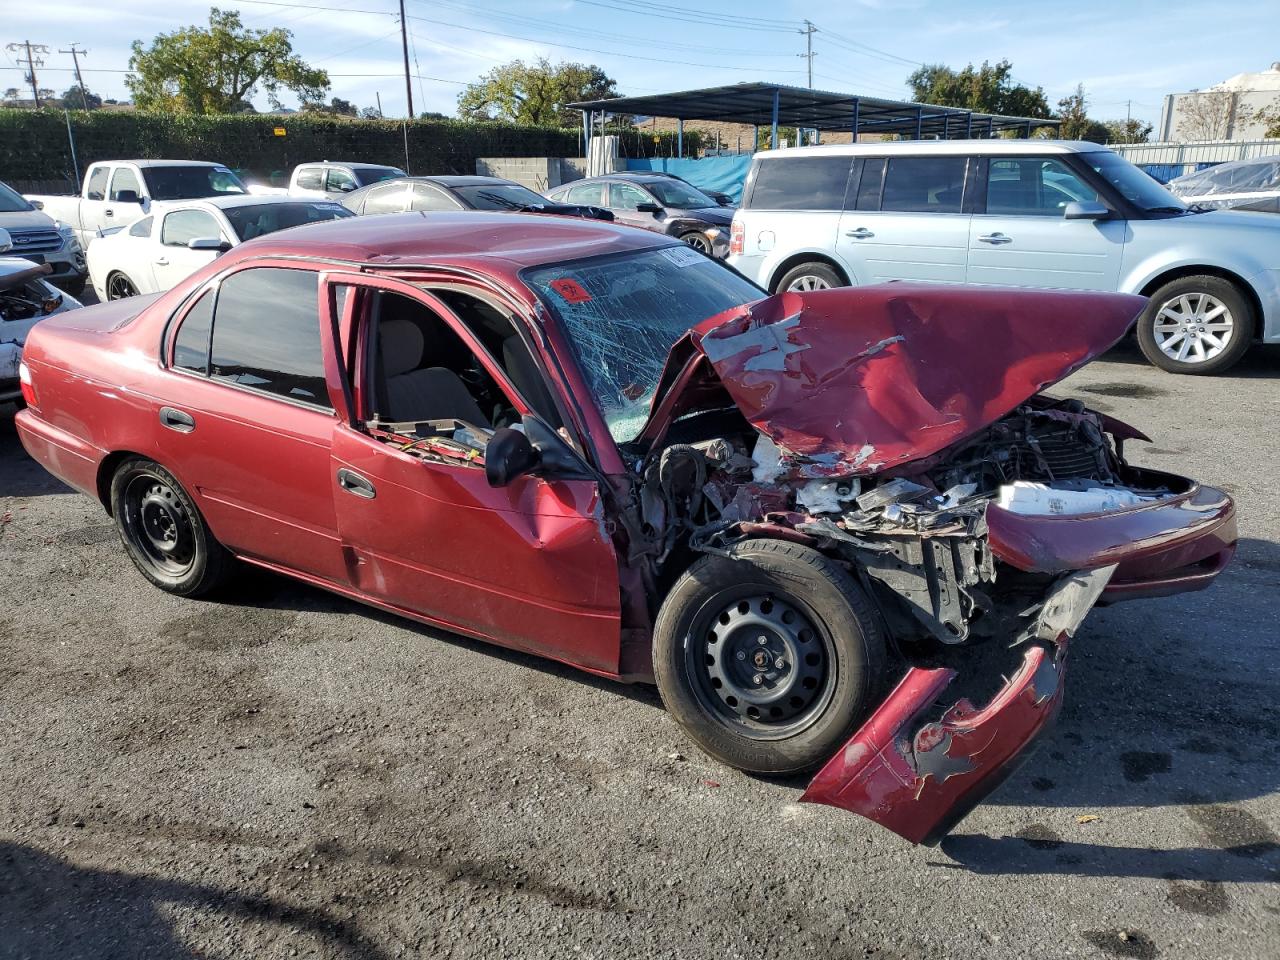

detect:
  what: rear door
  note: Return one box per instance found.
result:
[320,272,623,674]
[836,155,971,284]
[152,208,225,292]
[966,156,1126,290]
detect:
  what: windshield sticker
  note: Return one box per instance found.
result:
[550,278,593,303]
[659,245,704,268]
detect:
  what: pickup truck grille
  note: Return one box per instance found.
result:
[7,228,64,254]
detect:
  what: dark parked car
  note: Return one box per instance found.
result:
[340,175,613,222]
[545,173,734,257]
[644,171,735,207]
[15,213,1235,845]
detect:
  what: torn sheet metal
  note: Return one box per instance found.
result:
[800,566,1114,844]
[678,285,1145,479]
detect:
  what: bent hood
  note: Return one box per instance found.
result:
[645,284,1145,478]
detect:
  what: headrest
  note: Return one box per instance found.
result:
[380,317,425,378]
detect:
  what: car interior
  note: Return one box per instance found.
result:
[364,289,564,443]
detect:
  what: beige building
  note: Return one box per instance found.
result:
[1158,63,1280,141]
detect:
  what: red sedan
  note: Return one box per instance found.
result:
[15,213,1236,845]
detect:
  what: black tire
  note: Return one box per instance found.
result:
[105,272,138,301]
[773,261,844,294]
[1136,275,1254,375]
[652,539,886,775]
[109,457,235,597]
[678,230,714,255]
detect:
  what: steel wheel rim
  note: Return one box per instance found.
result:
[121,473,196,577]
[685,589,835,739]
[787,274,830,292]
[682,233,713,254]
[107,274,136,300]
[1153,292,1234,363]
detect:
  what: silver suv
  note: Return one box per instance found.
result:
[728,140,1280,374]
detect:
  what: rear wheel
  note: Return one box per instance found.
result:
[652,539,885,775]
[110,458,235,596]
[1136,275,1254,375]
[106,272,137,301]
[775,261,843,294]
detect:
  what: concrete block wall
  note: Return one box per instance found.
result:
[476,156,592,191]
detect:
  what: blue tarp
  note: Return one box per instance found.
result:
[625,156,753,203]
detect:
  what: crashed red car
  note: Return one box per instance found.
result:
[15,214,1236,845]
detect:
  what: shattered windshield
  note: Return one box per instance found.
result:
[523,246,762,444]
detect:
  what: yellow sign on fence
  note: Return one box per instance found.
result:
[273,127,287,137]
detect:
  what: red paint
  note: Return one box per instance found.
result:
[801,645,1067,846]
[11,214,1237,846]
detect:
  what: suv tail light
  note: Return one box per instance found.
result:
[18,361,36,407]
[729,218,744,257]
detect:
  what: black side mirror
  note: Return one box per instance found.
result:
[188,237,233,253]
[485,428,541,487]
[114,189,142,204]
[636,202,662,214]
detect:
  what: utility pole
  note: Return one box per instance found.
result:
[7,41,49,108]
[398,0,414,119]
[59,43,89,109]
[798,20,817,88]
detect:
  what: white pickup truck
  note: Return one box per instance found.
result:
[244,161,407,198]
[27,160,248,249]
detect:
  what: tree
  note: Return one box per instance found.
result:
[907,60,1051,119]
[1102,117,1152,144]
[2,88,21,106]
[457,58,618,127]
[1256,98,1280,138]
[1056,84,1109,142]
[127,7,329,114]
[61,84,103,110]
[1176,90,1233,141]
[302,96,359,117]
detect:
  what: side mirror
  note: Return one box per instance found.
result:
[717,197,734,207]
[335,182,357,193]
[188,236,233,253]
[1064,200,1109,220]
[29,199,43,210]
[0,227,11,254]
[114,189,143,204]
[636,202,662,214]
[485,428,541,487]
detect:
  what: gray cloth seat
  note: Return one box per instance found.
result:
[379,317,488,425]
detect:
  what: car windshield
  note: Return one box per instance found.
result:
[1082,151,1186,213]
[645,179,717,209]
[0,181,33,212]
[146,166,247,200]
[523,246,763,444]
[454,183,550,210]
[354,166,406,186]
[222,201,354,241]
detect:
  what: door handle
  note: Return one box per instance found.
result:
[978,233,1013,244]
[844,227,874,239]
[155,257,169,266]
[337,468,376,500]
[159,406,195,433]
[103,209,114,217]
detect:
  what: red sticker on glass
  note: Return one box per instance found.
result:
[550,278,593,303]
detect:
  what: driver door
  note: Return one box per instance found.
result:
[320,272,624,675]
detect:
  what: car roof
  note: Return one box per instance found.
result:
[151,195,346,212]
[420,176,522,187]
[299,161,404,169]
[233,211,669,271]
[103,160,228,169]
[754,139,1110,158]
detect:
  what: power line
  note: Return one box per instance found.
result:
[6,41,49,107]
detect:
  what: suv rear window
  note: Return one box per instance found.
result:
[748,156,853,210]
[880,157,967,213]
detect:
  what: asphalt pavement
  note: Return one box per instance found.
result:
[2,341,1278,960]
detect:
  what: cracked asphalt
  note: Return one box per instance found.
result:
[2,341,1279,960]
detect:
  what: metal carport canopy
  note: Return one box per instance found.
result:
[568,82,1060,140]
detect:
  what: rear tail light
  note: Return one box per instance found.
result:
[18,361,36,407]
[729,218,744,256]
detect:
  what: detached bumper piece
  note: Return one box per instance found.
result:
[802,567,1113,845]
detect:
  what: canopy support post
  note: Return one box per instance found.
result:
[677,118,683,158]
[852,97,860,142]
[771,87,780,149]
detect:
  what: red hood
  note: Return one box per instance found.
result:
[646,284,1145,478]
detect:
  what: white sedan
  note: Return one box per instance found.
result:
[87,195,353,300]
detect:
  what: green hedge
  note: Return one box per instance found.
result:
[0,110,700,186]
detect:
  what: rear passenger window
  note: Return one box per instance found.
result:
[295,168,324,191]
[172,292,214,374]
[128,217,154,238]
[209,268,330,408]
[748,157,853,210]
[856,159,885,210]
[881,157,967,213]
[85,167,109,201]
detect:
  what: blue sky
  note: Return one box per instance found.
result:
[2,0,1272,125]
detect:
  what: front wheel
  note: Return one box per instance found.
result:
[1136,275,1254,375]
[110,458,235,596]
[652,539,886,775]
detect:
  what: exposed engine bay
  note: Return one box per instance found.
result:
[629,396,1179,651]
